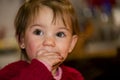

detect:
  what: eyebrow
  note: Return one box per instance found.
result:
[29,23,72,32]
[30,24,42,27]
[29,24,44,28]
[58,27,71,32]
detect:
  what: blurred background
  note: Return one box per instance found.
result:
[0,0,120,80]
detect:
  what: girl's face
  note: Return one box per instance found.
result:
[20,6,78,61]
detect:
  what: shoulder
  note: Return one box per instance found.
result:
[61,65,81,75]
[0,60,55,80]
[0,60,29,79]
[4,60,29,69]
[61,65,84,80]
[0,60,29,73]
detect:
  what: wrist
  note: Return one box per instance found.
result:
[38,60,52,71]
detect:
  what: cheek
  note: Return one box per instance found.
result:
[58,41,71,59]
[24,39,38,60]
[61,47,69,59]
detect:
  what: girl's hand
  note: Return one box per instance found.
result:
[36,49,64,71]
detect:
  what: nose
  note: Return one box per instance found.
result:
[43,36,56,47]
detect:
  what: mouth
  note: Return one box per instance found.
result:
[38,48,57,53]
[37,49,60,55]
[37,49,64,58]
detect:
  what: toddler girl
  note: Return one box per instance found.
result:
[0,0,84,80]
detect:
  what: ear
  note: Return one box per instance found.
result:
[68,35,78,53]
[16,35,25,49]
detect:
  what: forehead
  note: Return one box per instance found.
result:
[29,6,72,29]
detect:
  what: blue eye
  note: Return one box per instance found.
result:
[56,32,66,37]
[33,29,44,36]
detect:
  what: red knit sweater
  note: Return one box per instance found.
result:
[0,59,84,80]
